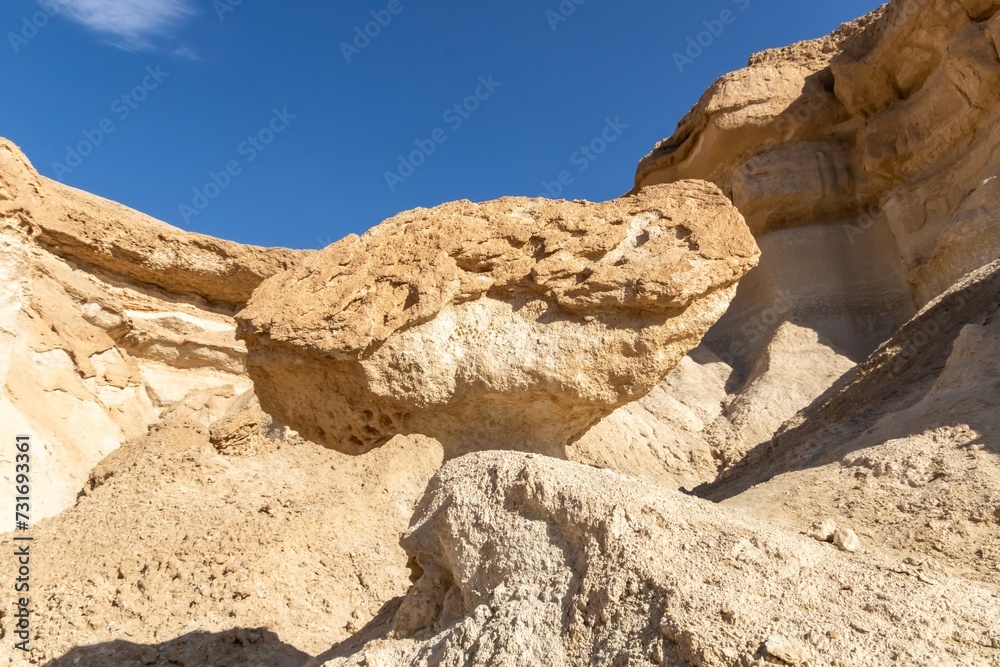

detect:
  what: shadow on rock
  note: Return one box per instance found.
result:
[306,598,402,667]
[698,259,1000,501]
[44,628,311,667]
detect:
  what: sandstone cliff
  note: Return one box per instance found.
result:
[638,0,1000,367]
[0,138,306,521]
[572,0,1000,491]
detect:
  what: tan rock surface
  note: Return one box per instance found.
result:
[0,140,304,307]
[238,182,758,457]
[0,138,308,521]
[567,345,734,490]
[701,258,1000,588]
[0,413,442,666]
[635,0,1000,371]
[312,453,1000,667]
[568,321,855,491]
[4,2,1000,666]
[597,0,1000,488]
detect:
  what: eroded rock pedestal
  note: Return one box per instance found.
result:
[238,182,758,457]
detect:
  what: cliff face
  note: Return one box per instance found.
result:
[569,0,1000,493]
[0,139,307,521]
[637,0,1000,369]
[0,140,444,666]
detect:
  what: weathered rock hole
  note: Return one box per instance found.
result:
[406,556,424,583]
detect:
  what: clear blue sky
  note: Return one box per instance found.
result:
[1,0,883,249]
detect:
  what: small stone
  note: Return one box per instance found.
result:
[721,605,736,624]
[764,635,805,665]
[808,519,838,542]
[833,528,861,553]
[138,647,158,665]
[850,621,872,634]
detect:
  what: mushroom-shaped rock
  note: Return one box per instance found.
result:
[237,182,758,456]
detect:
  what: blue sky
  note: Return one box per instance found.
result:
[1,0,883,249]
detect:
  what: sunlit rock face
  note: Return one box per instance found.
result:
[238,182,758,457]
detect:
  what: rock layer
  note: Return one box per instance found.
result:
[0,140,302,308]
[702,258,1000,588]
[238,182,758,457]
[0,138,307,520]
[636,0,1000,370]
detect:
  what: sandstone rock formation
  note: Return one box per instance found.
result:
[636,0,1000,371]
[0,138,306,521]
[238,183,758,457]
[569,322,856,489]
[311,453,1000,667]
[575,0,1000,491]
[4,1,1000,665]
[701,258,1000,588]
[0,413,442,666]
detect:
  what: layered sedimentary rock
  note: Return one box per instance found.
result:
[312,453,1000,667]
[702,258,1000,588]
[238,182,758,457]
[580,0,1000,490]
[0,138,307,520]
[1,140,301,307]
[636,0,1000,370]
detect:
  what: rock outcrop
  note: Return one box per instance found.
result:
[636,0,1000,370]
[579,0,1000,491]
[238,182,758,457]
[1,140,302,307]
[701,258,1000,588]
[5,1,1000,666]
[311,453,1000,667]
[569,323,856,489]
[0,138,307,520]
[0,415,443,666]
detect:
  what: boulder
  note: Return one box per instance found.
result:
[310,452,1000,667]
[237,182,758,456]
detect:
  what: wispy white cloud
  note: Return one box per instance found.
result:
[45,0,196,51]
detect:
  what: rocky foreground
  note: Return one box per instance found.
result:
[2,0,1000,665]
